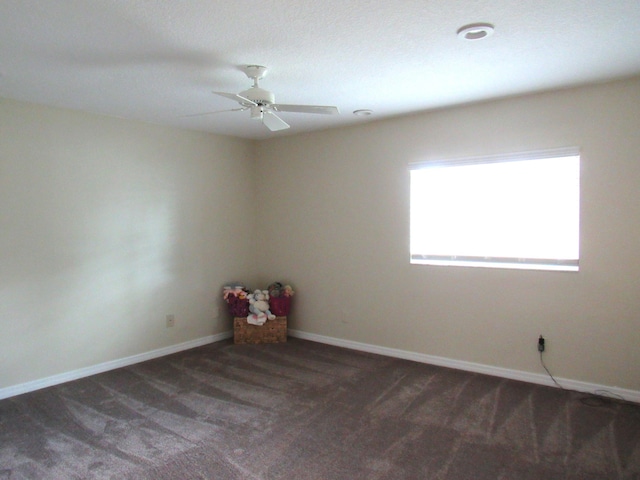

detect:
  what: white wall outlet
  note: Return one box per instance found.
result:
[166,314,175,328]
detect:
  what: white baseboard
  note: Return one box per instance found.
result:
[0,332,233,400]
[4,329,637,405]
[288,329,640,404]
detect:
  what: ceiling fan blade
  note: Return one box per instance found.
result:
[180,107,247,118]
[272,104,339,115]
[262,111,290,131]
[213,91,257,106]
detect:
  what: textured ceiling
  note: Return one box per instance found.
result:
[1,1,640,139]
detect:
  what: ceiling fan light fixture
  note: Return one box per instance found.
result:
[457,23,494,41]
[250,106,263,120]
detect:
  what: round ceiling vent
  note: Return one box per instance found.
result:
[457,23,495,41]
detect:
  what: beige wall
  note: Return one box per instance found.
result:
[2,77,639,394]
[256,77,640,391]
[0,98,257,389]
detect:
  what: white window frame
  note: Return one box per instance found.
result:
[409,147,580,272]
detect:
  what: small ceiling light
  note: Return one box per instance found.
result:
[249,106,264,120]
[353,109,373,116]
[457,23,495,41]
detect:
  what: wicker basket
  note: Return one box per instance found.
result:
[234,316,287,344]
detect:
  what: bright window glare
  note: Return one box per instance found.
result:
[410,152,580,271]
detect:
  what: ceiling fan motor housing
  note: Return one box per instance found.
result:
[240,87,275,106]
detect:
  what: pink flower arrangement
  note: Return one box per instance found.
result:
[223,285,248,301]
[223,284,250,316]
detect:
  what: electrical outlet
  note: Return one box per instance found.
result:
[538,335,545,352]
[166,314,175,328]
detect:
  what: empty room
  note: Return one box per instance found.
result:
[1,1,639,479]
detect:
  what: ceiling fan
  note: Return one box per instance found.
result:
[189,65,339,131]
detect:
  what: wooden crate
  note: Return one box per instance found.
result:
[234,316,287,344]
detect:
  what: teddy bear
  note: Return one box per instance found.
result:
[247,289,276,325]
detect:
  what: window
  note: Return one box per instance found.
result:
[410,148,580,271]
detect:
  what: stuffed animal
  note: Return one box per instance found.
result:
[247,289,276,325]
[267,282,295,298]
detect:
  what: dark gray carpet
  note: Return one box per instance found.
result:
[1,338,639,479]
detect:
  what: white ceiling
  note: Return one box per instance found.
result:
[1,1,640,140]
